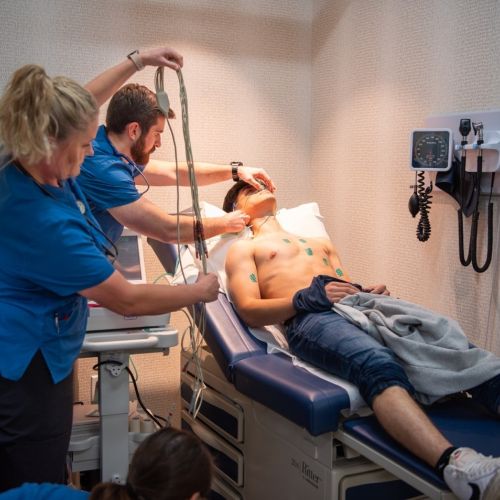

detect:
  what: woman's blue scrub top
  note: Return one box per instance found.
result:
[0,483,89,499]
[77,125,145,243]
[0,163,114,383]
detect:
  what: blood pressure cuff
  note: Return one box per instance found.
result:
[435,159,477,217]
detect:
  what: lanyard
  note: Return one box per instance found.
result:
[14,161,118,262]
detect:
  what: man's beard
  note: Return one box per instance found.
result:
[130,137,155,165]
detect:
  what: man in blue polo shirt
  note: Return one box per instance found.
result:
[77,82,276,243]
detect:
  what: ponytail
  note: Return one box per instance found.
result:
[0,64,97,166]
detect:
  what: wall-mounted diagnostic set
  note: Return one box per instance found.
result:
[408,111,500,272]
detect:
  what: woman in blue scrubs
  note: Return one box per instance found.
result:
[0,49,219,491]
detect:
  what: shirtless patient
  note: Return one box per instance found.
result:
[223,181,500,500]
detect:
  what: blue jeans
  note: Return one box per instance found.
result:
[469,373,500,415]
[286,309,416,407]
[287,276,500,412]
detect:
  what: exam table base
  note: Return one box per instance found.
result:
[181,347,427,500]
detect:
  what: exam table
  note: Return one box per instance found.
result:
[149,239,500,500]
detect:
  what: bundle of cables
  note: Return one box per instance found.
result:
[155,67,208,418]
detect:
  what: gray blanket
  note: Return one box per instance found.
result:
[334,292,500,404]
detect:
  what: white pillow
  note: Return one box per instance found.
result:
[172,201,330,349]
[174,201,329,290]
[277,202,329,239]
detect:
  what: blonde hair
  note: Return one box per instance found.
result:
[0,64,98,166]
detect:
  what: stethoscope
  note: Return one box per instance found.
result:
[14,161,119,263]
[116,152,151,197]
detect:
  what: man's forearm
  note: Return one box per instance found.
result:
[236,298,296,328]
[157,215,234,243]
[190,162,233,185]
[144,160,232,186]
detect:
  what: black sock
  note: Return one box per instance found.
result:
[435,446,458,479]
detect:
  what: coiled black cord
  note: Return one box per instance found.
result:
[416,171,433,242]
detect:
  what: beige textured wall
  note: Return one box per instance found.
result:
[2,0,499,424]
[312,0,500,355]
[0,0,312,420]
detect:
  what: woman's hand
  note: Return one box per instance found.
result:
[195,272,219,302]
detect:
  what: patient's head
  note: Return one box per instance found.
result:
[223,180,277,219]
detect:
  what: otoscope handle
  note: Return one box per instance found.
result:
[459,118,471,140]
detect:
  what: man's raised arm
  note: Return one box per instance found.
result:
[143,159,276,192]
[225,240,295,328]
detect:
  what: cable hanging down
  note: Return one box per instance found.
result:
[155,67,208,418]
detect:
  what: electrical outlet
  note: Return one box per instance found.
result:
[90,374,99,404]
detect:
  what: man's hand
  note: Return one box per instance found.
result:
[194,273,219,302]
[140,46,184,71]
[221,210,250,233]
[238,166,276,193]
[324,281,361,303]
[362,284,390,295]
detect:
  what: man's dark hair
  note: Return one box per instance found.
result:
[223,180,248,212]
[106,83,174,135]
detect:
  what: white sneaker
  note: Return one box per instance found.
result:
[443,447,500,500]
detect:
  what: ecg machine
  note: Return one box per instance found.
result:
[69,229,178,484]
[86,227,170,334]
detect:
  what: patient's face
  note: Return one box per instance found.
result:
[235,184,276,216]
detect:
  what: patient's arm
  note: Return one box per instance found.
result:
[323,239,370,302]
[323,240,390,296]
[325,239,352,282]
[362,284,390,295]
[226,241,296,328]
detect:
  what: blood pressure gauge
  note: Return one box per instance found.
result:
[410,129,453,171]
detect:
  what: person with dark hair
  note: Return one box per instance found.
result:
[223,183,500,500]
[0,427,213,500]
[0,47,220,492]
[77,80,276,244]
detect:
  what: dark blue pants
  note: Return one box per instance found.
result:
[0,351,73,492]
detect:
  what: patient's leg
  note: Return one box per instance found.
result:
[287,311,452,466]
[467,373,500,416]
[372,386,452,467]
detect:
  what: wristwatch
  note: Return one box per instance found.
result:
[127,50,145,71]
[230,161,243,182]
